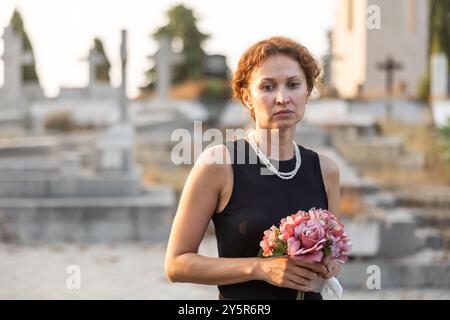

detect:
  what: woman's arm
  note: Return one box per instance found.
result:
[319,154,341,278]
[165,145,325,290]
[318,154,340,216]
[165,144,259,285]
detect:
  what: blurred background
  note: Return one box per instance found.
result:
[0,0,449,299]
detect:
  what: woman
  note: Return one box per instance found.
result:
[165,36,341,300]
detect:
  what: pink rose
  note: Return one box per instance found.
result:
[287,220,327,262]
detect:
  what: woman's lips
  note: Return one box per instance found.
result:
[274,110,294,116]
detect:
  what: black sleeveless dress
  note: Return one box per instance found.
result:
[212,138,328,300]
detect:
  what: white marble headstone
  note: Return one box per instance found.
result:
[431,53,448,100]
[154,37,184,100]
[1,25,33,106]
[88,47,107,87]
[95,123,135,173]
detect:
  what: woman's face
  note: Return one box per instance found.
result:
[243,54,309,130]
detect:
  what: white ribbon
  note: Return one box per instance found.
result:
[311,277,344,299]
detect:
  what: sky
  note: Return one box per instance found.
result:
[0,0,339,98]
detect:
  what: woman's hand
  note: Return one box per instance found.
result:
[256,256,327,292]
[320,258,341,279]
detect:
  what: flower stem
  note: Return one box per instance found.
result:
[296,291,305,300]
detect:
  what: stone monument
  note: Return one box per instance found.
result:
[0,25,31,109]
[431,53,450,127]
[153,36,184,100]
[431,53,448,100]
[95,30,135,175]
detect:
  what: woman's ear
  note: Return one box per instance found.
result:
[241,89,253,111]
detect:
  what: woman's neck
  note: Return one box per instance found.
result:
[252,128,296,161]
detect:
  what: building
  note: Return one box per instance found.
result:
[331,0,429,99]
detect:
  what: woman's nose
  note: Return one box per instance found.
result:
[275,89,290,104]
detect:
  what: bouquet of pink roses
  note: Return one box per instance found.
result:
[259,208,351,299]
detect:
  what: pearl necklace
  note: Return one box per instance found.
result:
[247,130,301,180]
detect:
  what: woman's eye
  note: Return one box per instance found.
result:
[288,82,301,89]
[262,84,274,91]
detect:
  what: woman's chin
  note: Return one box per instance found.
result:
[271,119,299,129]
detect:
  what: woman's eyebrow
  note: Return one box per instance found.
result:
[259,76,301,82]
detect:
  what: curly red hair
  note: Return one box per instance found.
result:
[232,36,321,112]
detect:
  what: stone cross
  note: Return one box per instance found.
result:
[153,36,184,100]
[377,55,403,97]
[1,25,33,104]
[119,29,128,122]
[377,55,403,119]
[88,45,107,87]
[94,30,135,175]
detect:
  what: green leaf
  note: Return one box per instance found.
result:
[323,247,331,258]
[271,248,286,257]
[257,248,264,258]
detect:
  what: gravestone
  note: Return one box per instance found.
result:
[94,30,134,175]
[431,53,448,100]
[378,209,418,257]
[88,46,107,87]
[120,30,128,122]
[0,25,32,107]
[344,219,380,256]
[153,36,184,100]
[76,38,116,99]
[95,124,135,174]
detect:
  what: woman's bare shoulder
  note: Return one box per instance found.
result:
[193,144,232,185]
[197,144,232,167]
[317,153,340,181]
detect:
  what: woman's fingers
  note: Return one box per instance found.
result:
[290,257,327,275]
[319,260,340,279]
[285,279,312,292]
[291,265,318,281]
[287,273,311,287]
[323,262,340,279]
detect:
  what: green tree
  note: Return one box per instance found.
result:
[430,0,450,56]
[10,9,39,83]
[141,4,209,91]
[93,38,111,82]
